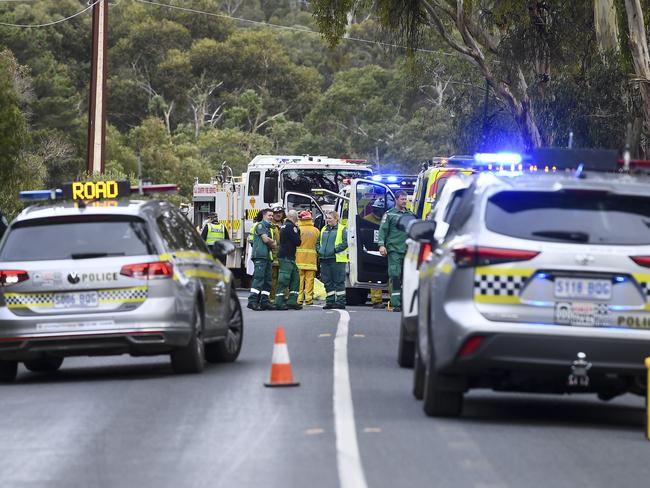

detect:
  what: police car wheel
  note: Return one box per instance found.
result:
[206,289,244,363]
[24,357,63,373]
[412,338,425,400]
[422,350,463,418]
[171,303,206,374]
[0,360,18,383]
[397,316,415,368]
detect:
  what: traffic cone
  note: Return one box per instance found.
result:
[264,327,300,387]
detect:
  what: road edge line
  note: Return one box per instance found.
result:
[333,309,369,488]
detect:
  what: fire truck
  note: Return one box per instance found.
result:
[192,155,373,281]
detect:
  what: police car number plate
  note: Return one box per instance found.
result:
[554,278,611,300]
[53,291,99,309]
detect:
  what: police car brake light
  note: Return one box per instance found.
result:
[0,270,29,286]
[120,262,173,279]
[630,256,650,268]
[452,246,539,267]
[417,242,433,267]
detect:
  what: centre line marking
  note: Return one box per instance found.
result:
[334,309,368,488]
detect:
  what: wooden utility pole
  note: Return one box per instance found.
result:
[87,0,108,173]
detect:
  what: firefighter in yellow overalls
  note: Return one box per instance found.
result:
[201,213,229,245]
[296,210,319,306]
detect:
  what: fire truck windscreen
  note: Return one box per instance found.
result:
[281,169,372,204]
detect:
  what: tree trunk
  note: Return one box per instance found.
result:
[594,0,620,53]
[624,0,650,140]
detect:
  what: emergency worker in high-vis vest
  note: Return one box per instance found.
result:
[201,213,229,245]
[378,191,414,312]
[296,210,319,306]
[247,209,277,311]
[269,204,284,301]
[317,211,348,309]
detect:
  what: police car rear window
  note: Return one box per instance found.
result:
[486,191,650,245]
[0,216,157,261]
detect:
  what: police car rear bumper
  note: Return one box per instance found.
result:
[0,298,193,360]
[434,299,650,385]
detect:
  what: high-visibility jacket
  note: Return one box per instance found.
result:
[318,223,348,263]
[205,222,226,244]
[296,219,319,271]
[248,222,259,244]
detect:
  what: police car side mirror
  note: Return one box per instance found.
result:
[211,239,236,263]
[407,220,436,242]
[396,213,416,231]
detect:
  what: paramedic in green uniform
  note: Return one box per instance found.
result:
[247,209,277,311]
[317,211,348,309]
[378,191,414,312]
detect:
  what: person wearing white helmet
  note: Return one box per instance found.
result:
[269,203,285,301]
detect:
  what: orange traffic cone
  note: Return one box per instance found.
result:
[264,327,300,387]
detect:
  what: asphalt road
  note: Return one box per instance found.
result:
[0,292,647,488]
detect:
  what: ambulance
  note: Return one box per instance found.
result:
[192,155,373,279]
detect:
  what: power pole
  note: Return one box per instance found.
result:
[87,0,108,173]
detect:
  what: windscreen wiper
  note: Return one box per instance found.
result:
[531,230,589,243]
[70,252,125,259]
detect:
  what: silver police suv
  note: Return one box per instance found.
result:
[0,200,243,381]
[414,155,650,417]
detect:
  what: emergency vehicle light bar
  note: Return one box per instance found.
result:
[20,181,178,202]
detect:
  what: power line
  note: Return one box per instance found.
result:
[134,0,455,56]
[0,0,100,28]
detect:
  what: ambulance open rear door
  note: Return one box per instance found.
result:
[348,179,395,289]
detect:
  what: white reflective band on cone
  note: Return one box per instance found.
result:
[271,343,291,365]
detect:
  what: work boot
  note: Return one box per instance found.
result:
[323,303,335,310]
[333,304,346,310]
[305,302,313,306]
[261,303,277,311]
[275,304,288,311]
[372,302,385,309]
[287,304,303,310]
[393,306,402,313]
[247,303,260,311]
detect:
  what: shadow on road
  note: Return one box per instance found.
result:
[460,393,644,431]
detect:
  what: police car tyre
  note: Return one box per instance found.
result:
[24,357,63,373]
[206,288,244,363]
[171,303,205,374]
[397,315,415,368]
[422,349,463,417]
[0,360,18,383]
[412,338,425,400]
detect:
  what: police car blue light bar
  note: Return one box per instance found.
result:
[474,152,523,165]
[371,175,383,182]
[19,189,62,201]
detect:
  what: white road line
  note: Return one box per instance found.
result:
[333,310,368,488]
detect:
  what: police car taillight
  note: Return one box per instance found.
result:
[630,256,650,268]
[417,243,433,267]
[452,246,539,267]
[120,262,173,279]
[0,270,29,286]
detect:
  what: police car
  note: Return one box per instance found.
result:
[0,180,243,382]
[413,149,650,417]
[398,174,472,367]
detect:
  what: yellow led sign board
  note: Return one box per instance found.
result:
[61,180,131,201]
